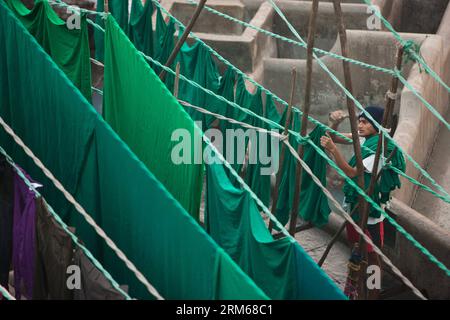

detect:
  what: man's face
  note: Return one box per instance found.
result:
[358,117,377,137]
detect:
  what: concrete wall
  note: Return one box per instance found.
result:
[394,34,449,205]
[388,198,450,299]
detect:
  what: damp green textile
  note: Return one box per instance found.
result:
[129,0,154,58]
[0,3,269,300]
[141,5,331,225]
[94,0,104,61]
[177,42,221,126]
[271,110,331,227]
[5,0,92,101]
[152,7,175,75]
[103,15,203,219]
[343,134,406,221]
[206,153,346,299]
[95,0,130,61]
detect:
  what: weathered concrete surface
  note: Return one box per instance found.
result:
[399,0,450,34]
[412,108,450,230]
[388,198,450,299]
[170,0,246,35]
[262,30,426,164]
[295,228,350,291]
[394,34,449,206]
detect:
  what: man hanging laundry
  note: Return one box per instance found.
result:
[320,106,406,299]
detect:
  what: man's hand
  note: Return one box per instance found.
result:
[320,133,337,154]
[328,110,348,126]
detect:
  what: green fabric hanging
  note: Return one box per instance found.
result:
[5,0,92,101]
[206,151,346,299]
[272,110,331,227]
[177,42,221,126]
[109,0,129,35]
[241,93,278,208]
[343,134,406,221]
[0,3,269,300]
[129,0,154,58]
[94,0,104,61]
[153,7,175,75]
[103,14,203,220]
[95,0,130,61]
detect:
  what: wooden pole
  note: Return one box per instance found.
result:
[355,46,404,299]
[104,0,108,14]
[332,0,369,298]
[174,62,181,98]
[268,68,297,232]
[159,0,207,81]
[317,141,399,268]
[288,0,320,235]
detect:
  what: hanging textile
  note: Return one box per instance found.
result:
[177,42,221,126]
[205,151,346,299]
[0,4,268,299]
[73,247,126,300]
[12,168,39,300]
[5,0,92,101]
[273,109,331,227]
[95,0,130,61]
[33,197,75,300]
[0,155,14,289]
[129,0,154,58]
[103,14,203,219]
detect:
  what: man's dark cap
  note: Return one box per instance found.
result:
[358,105,384,132]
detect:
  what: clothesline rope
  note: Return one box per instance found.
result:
[186,0,395,75]
[0,146,131,300]
[58,3,449,275]
[51,0,450,203]
[0,283,15,300]
[0,115,164,300]
[265,0,450,198]
[196,106,427,300]
[50,0,449,277]
[187,0,450,131]
[149,0,450,201]
[179,99,450,205]
[180,98,450,278]
[362,0,450,95]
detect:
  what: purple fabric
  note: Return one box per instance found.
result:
[12,170,37,300]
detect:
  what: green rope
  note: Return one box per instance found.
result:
[152,0,450,201]
[267,0,450,275]
[186,0,396,76]
[50,0,450,275]
[0,146,132,300]
[142,46,450,276]
[305,139,450,277]
[389,165,450,204]
[394,69,450,131]
[362,0,450,95]
[0,284,14,300]
[265,0,450,200]
[51,0,449,202]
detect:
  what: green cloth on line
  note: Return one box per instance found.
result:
[343,134,406,221]
[103,15,203,219]
[129,0,154,58]
[177,42,221,127]
[272,110,331,227]
[5,0,92,101]
[0,3,269,300]
[95,0,130,61]
[206,151,346,299]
